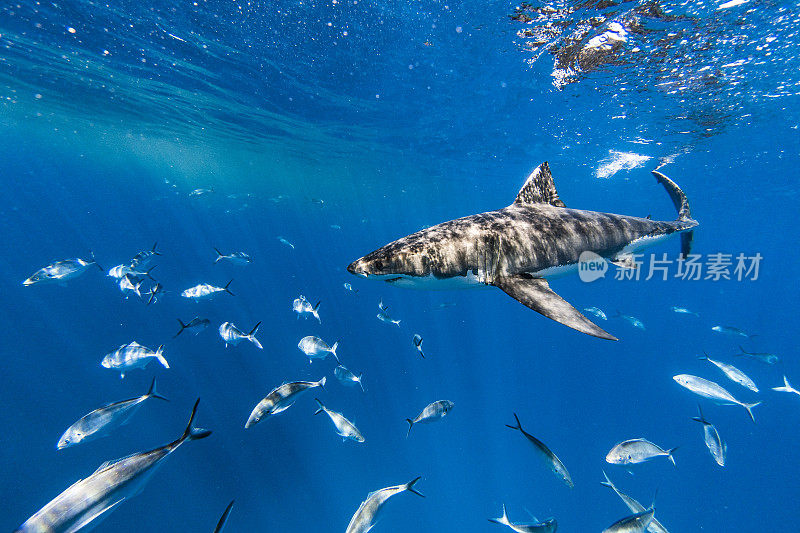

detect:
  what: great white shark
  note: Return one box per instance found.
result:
[347,162,697,340]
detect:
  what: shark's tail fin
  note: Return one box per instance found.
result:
[652,170,695,257]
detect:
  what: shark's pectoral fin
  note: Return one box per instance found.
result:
[680,231,694,258]
[494,275,618,341]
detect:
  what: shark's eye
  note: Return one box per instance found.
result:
[374,260,383,270]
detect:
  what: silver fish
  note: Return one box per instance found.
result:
[101,342,169,379]
[412,334,425,358]
[712,325,751,338]
[293,295,321,323]
[584,306,608,320]
[601,472,669,533]
[603,507,655,533]
[506,413,573,488]
[213,248,251,265]
[699,353,758,392]
[692,405,726,467]
[377,302,401,327]
[129,242,160,269]
[57,378,168,449]
[174,316,210,337]
[297,336,338,363]
[334,365,365,392]
[737,346,779,364]
[119,274,142,299]
[615,312,645,330]
[345,477,424,533]
[181,280,234,300]
[15,400,210,533]
[23,255,100,286]
[670,306,698,317]
[406,400,454,437]
[673,374,760,422]
[107,264,156,281]
[343,282,359,293]
[245,377,326,428]
[772,375,800,397]
[213,500,235,533]
[313,398,364,443]
[278,236,295,249]
[489,504,557,533]
[219,321,263,349]
[189,188,213,197]
[606,439,677,467]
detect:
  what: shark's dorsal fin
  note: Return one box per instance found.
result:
[514,162,566,208]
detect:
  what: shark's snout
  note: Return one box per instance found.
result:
[347,260,369,277]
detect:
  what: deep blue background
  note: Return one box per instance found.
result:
[1,0,799,531]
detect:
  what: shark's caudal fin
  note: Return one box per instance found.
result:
[652,170,695,257]
[494,275,618,341]
[513,162,566,207]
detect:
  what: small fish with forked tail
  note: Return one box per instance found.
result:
[506,413,573,488]
[181,280,234,300]
[15,400,210,533]
[673,374,760,423]
[488,504,557,533]
[698,353,758,392]
[313,398,364,443]
[213,248,251,265]
[174,317,210,337]
[24,254,102,286]
[606,438,677,467]
[345,477,424,533]
[692,405,726,467]
[245,377,326,428]
[101,342,169,379]
[297,336,338,363]
[57,378,169,449]
[334,365,365,392]
[219,321,263,349]
[406,400,454,437]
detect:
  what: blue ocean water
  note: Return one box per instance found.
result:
[1,0,799,531]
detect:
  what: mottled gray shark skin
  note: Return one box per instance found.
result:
[347,162,697,340]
